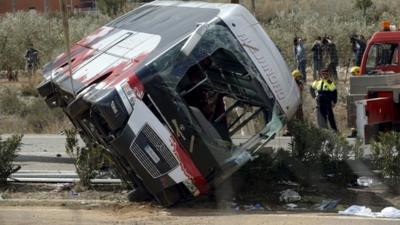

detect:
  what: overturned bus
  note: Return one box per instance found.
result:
[37,1,300,206]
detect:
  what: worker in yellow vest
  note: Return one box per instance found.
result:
[310,68,338,131]
[292,69,304,120]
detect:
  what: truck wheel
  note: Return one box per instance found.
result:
[154,185,187,207]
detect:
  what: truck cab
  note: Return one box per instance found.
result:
[348,21,400,142]
[360,30,400,75]
[37,1,300,206]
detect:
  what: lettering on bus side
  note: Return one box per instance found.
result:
[237,34,286,100]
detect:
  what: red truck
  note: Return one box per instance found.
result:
[348,21,400,142]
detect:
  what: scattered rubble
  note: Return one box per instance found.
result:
[280,189,301,203]
[52,183,73,192]
[339,205,400,218]
[316,199,340,210]
[70,191,80,197]
[229,201,265,211]
[278,181,299,186]
[286,203,298,210]
[380,207,400,218]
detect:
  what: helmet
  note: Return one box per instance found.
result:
[350,66,360,76]
[292,69,301,78]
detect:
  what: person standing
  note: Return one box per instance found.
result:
[25,45,39,74]
[293,37,307,82]
[292,69,304,120]
[350,34,366,66]
[310,69,338,131]
[322,36,338,81]
[311,36,323,80]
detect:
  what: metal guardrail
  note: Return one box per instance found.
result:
[8,177,121,183]
[9,170,122,184]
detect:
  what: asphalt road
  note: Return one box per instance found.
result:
[7,134,79,171]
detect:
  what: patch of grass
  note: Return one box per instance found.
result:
[0,88,26,115]
[20,84,39,97]
[0,82,72,133]
[25,98,66,133]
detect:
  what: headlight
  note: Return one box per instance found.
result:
[122,81,136,106]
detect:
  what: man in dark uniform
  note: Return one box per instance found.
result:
[310,68,338,131]
[25,46,39,74]
[350,34,366,66]
[322,36,338,81]
[311,36,323,80]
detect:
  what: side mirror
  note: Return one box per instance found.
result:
[181,23,208,56]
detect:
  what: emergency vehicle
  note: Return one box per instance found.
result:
[348,20,400,142]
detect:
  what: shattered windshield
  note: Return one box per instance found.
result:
[148,19,284,158]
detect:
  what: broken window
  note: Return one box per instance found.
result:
[146,19,284,164]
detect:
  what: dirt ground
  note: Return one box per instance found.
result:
[2,205,400,225]
[0,182,399,224]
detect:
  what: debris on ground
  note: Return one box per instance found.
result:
[380,207,400,218]
[316,199,340,210]
[95,169,118,179]
[70,191,80,197]
[339,205,373,217]
[0,193,4,200]
[280,189,301,203]
[286,203,298,209]
[243,203,265,211]
[339,205,400,218]
[229,201,265,211]
[53,183,73,192]
[278,181,299,186]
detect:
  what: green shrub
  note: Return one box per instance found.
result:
[20,84,39,97]
[0,89,68,133]
[0,88,26,115]
[371,132,400,185]
[237,119,362,192]
[354,0,374,17]
[0,11,108,72]
[97,0,127,17]
[286,119,361,185]
[25,98,65,132]
[0,134,23,185]
[65,129,109,188]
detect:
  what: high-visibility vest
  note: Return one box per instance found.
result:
[312,79,336,92]
[311,79,337,104]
